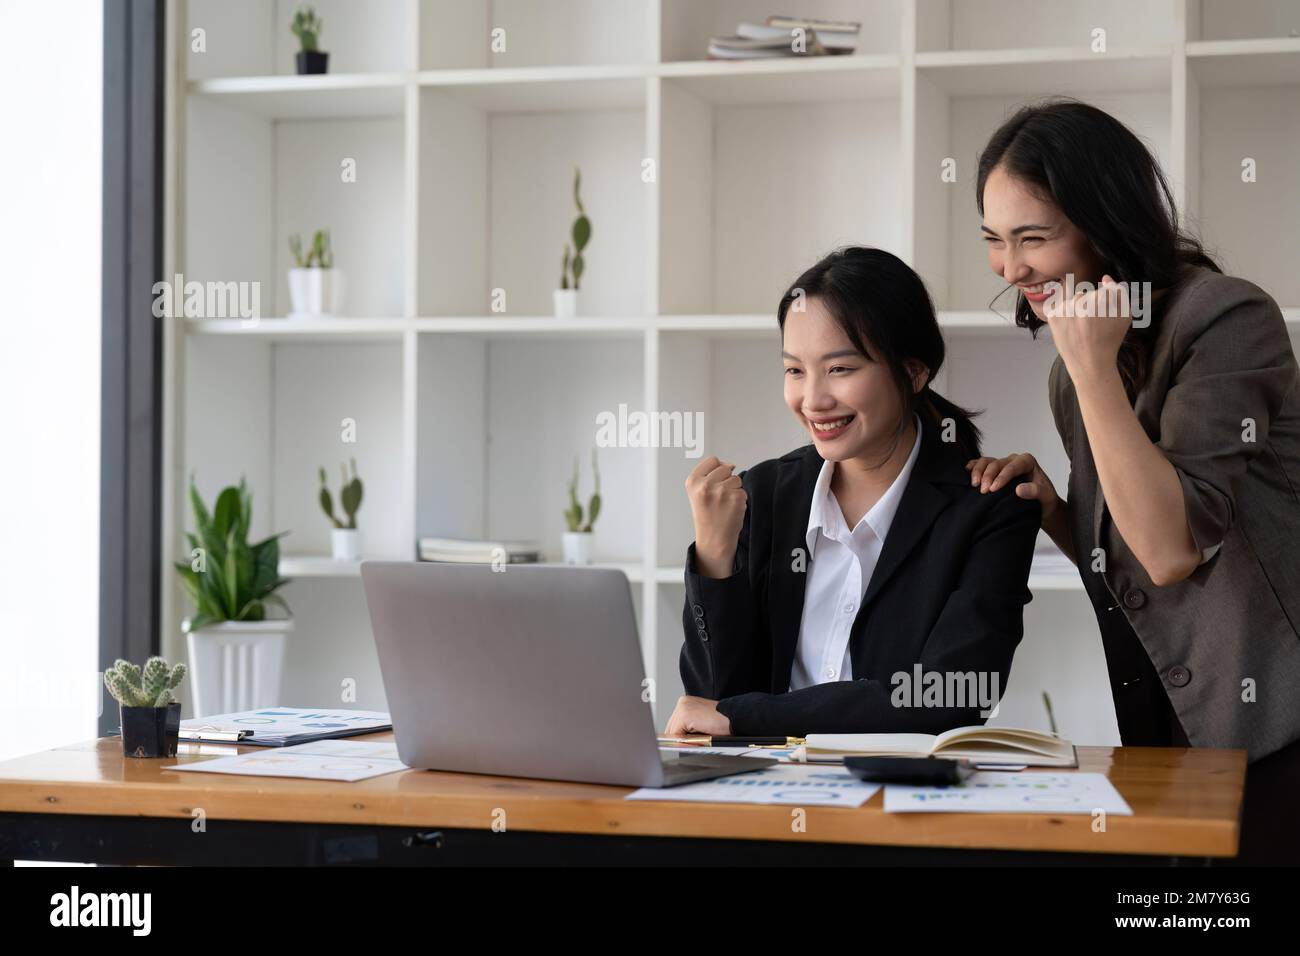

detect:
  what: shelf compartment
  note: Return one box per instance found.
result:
[413,333,648,567]
[1187,38,1300,87]
[916,0,1177,53]
[1192,0,1300,43]
[417,67,647,111]
[916,47,1172,96]
[187,75,407,119]
[186,0,412,79]
[184,318,411,342]
[657,55,900,105]
[659,0,903,62]
[417,86,648,317]
[657,75,903,315]
[1194,81,1300,306]
[419,0,654,70]
[185,96,406,320]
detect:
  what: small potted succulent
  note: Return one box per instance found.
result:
[562,449,601,564]
[554,167,591,318]
[287,229,344,318]
[320,458,364,560]
[292,5,328,75]
[104,658,186,758]
[175,475,292,716]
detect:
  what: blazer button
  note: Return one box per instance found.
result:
[692,603,705,618]
[697,626,709,643]
[1167,665,1191,687]
[1123,588,1146,610]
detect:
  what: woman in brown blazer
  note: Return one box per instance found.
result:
[968,100,1300,863]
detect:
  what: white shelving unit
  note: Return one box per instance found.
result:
[163,0,1300,744]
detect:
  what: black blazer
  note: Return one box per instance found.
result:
[680,419,1041,737]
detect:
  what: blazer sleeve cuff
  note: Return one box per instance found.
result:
[683,542,749,611]
[715,692,767,735]
[1173,465,1231,557]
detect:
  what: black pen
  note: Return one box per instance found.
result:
[659,735,804,747]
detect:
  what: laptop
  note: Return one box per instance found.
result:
[359,561,775,788]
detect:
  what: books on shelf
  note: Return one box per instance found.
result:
[708,15,861,60]
[417,536,540,565]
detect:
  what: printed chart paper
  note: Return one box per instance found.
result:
[884,771,1133,814]
[167,740,408,782]
[628,763,881,807]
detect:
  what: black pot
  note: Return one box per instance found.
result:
[120,702,181,758]
[295,50,329,75]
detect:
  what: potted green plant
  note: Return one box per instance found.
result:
[554,167,591,318]
[287,229,343,318]
[104,658,186,758]
[562,449,601,564]
[175,475,292,716]
[291,4,328,75]
[319,458,364,560]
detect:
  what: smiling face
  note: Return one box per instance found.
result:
[781,296,920,463]
[980,164,1107,319]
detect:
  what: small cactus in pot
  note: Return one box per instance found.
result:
[320,458,364,560]
[554,167,591,318]
[561,448,601,565]
[104,657,187,758]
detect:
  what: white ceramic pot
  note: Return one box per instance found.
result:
[562,531,593,565]
[331,527,362,561]
[553,288,578,318]
[288,268,344,318]
[185,618,293,716]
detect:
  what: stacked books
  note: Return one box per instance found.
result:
[707,15,861,59]
[417,536,540,565]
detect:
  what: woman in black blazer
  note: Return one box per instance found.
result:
[664,247,1041,738]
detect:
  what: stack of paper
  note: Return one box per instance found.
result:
[168,740,407,782]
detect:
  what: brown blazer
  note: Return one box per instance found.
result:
[1051,266,1300,761]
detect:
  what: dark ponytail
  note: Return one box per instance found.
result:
[920,387,982,460]
[777,246,982,461]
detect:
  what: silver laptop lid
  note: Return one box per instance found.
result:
[360,561,666,787]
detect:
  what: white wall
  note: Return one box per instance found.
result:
[0,0,103,762]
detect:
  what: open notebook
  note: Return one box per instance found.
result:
[794,726,1077,767]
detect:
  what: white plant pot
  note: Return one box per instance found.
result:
[331,527,362,561]
[288,268,344,318]
[562,531,593,565]
[553,288,578,318]
[185,619,293,717]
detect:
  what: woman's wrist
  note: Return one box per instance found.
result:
[693,538,738,579]
[1069,361,1125,397]
[1041,499,1074,554]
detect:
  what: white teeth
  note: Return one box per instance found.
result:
[812,416,851,431]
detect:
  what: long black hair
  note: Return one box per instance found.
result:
[777,246,982,461]
[976,98,1220,397]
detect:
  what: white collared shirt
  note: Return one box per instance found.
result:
[789,418,923,692]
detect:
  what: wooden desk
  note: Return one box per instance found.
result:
[0,734,1246,865]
